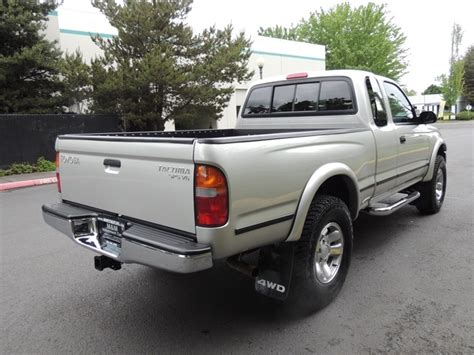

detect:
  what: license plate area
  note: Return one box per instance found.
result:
[97,216,127,255]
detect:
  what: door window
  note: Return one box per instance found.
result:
[383,82,415,124]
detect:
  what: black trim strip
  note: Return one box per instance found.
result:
[42,203,97,220]
[59,135,196,144]
[359,184,375,193]
[200,128,369,145]
[377,163,429,186]
[57,127,369,145]
[235,214,294,235]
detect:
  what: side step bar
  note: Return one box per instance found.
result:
[365,191,420,216]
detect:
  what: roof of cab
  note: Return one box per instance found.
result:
[248,69,393,89]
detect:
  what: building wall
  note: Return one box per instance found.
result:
[218,37,325,129]
[45,12,326,129]
[408,94,444,117]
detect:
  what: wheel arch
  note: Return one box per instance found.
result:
[423,140,447,182]
[285,163,359,242]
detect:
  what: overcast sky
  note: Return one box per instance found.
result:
[59,0,473,94]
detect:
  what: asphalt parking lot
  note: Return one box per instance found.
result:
[1,121,473,354]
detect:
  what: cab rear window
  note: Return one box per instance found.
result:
[242,78,355,117]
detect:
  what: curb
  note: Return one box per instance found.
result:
[0,177,57,192]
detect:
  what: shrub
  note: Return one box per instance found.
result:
[456,111,474,120]
[36,156,56,172]
[0,157,56,176]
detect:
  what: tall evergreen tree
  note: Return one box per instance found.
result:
[0,0,66,113]
[61,50,92,113]
[463,46,474,105]
[90,0,252,130]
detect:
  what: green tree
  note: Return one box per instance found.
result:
[422,84,442,95]
[439,23,464,107]
[439,61,464,107]
[258,25,298,41]
[89,0,252,131]
[258,2,408,80]
[463,46,474,104]
[61,51,92,113]
[0,0,66,113]
[402,87,417,96]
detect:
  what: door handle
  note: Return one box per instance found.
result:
[103,159,121,168]
[399,136,406,144]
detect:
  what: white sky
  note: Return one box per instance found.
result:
[59,0,473,94]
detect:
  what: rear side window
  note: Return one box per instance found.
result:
[318,81,353,111]
[243,78,355,117]
[243,86,272,115]
[272,85,295,112]
[294,83,319,111]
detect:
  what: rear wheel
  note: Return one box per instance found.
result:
[416,155,446,214]
[289,195,353,313]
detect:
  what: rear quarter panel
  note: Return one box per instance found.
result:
[194,130,376,259]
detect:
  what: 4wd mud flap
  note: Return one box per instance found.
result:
[255,244,294,300]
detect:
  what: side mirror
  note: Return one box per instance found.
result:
[418,111,437,124]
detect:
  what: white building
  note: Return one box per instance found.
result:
[408,94,444,117]
[45,10,325,130]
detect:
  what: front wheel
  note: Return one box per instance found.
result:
[416,155,447,215]
[289,195,353,313]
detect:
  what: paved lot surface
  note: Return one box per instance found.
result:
[1,122,473,354]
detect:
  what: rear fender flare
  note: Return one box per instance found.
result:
[285,163,359,242]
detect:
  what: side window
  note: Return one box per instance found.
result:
[272,85,295,112]
[294,83,319,111]
[318,81,353,111]
[366,77,387,126]
[243,86,272,115]
[383,82,415,123]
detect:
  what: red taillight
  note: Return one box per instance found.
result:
[286,72,308,79]
[56,152,61,193]
[195,164,228,227]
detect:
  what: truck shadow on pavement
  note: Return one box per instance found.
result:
[79,206,429,343]
[38,205,448,352]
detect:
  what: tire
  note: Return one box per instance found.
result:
[416,155,447,215]
[289,195,353,313]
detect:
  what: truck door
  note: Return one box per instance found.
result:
[381,81,431,187]
[366,76,399,196]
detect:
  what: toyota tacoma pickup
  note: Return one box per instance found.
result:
[42,70,447,311]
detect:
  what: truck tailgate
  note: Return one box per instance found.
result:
[56,138,195,234]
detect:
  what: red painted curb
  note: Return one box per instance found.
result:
[0,177,57,191]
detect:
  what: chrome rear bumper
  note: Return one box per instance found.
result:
[42,203,212,273]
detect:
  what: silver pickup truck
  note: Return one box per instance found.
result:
[42,70,446,311]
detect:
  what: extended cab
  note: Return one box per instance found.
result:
[42,70,447,311]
